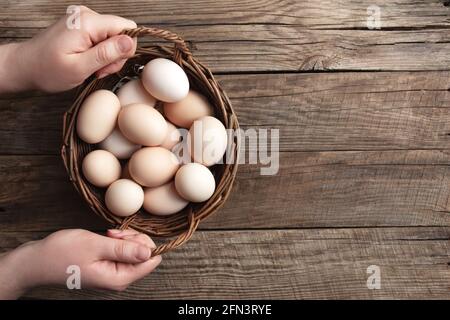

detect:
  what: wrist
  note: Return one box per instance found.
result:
[0,41,35,93]
[0,241,41,299]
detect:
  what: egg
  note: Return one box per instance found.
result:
[141,58,189,103]
[189,116,228,166]
[143,182,188,216]
[118,103,167,146]
[175,163,215,202]
[160,122,181,151]
[99,128,141,159]
[76,90,121,144]
[116,79,156,107]
[129,147,180,187]
[105,179,144,217]
[82,150,121,187]
[164,90,214,128]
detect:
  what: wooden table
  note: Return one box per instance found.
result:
[1,0,449,299]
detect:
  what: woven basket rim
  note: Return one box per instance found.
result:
[61,27,239,256]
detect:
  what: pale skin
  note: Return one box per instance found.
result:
[0,6,137,93]
[0,7,162,299]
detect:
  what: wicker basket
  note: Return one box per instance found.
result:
[61,27,239,256]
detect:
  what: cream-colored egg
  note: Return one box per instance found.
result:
[118,103,167,146]
[116,79,156,107]
[175,163,215,202]
[129,147,180,187]
[141,58,189,103]
[164,91,214,128]
[99,128,141,159]
[82,150,121,187]
[160,122,181,151]
[143,182,188,216]
[105,179,144,217]
[76,90,121,144]
[189,116,228,166]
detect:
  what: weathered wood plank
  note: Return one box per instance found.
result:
[2,0,449,29]
[0,227,447,299]
[1,151,449,232]
[1,0,450,71]
[2,72,450,155]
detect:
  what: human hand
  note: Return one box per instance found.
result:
[0,6,137,93]
[0,229,161,299]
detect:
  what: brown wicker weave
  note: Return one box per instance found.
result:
[61,27,239,256]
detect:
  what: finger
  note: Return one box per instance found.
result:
[107,228,140,238]
[107,230,156,249]
[82,13,137,44]
[100,237,152,264]
[122,234,156,249]
[78,35,136,76]
[116,255,162,284]
[96,58,128,79]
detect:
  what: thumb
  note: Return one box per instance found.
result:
[101,237,152,264]
[79,35,135,76]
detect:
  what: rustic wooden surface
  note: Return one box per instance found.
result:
[0,0,449,299]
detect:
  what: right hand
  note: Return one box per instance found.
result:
[0,229,161,298]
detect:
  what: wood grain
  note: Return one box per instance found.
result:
[1,1,450,71]
[1,151,449,232]
[0,227,447,299]
[1,0,450,300]
[3,72,450,155]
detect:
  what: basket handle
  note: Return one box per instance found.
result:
[120,211,200,257]
[152,212,200,256]
[121,27,192,64]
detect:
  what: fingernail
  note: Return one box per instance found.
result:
[118,36,133,53]
[135,246,151,261]
[108,229,121,234]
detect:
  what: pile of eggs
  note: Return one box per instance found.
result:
[76,58,227,217]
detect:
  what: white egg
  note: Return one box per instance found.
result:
[82,150,121,187]
[143,182,188,216]
[141,58,189,103]
[175,163,215,202]
[99,128,141,159]
[76,90,121,144]
[105,179,144,217]
[116,79,156,107]
[188,116,228,166]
